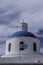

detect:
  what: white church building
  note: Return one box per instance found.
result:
[0,22,43,64]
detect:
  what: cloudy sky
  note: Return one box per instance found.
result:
[0,0,43,44]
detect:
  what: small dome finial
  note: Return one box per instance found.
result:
[20,19,28,31]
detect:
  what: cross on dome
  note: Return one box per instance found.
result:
[20,19,28,31]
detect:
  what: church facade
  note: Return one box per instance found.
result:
[0,22,43,64]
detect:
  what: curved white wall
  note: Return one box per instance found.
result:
[5,37,40,57]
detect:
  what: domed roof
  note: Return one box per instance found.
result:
[9,31,36,38]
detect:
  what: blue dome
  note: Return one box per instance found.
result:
[9,31,36,38]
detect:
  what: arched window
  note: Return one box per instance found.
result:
[33,43,36,52]
[8,43,11,52]
[19,41,24,50]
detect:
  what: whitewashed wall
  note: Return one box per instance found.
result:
[4,37,40,57]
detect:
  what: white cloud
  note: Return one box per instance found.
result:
[0,0,43,29]
[0,24,18,42]
[0,0,43,43]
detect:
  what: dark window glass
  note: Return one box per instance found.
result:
[33,43,36,52]
[19,41,24,50]
[8,43,11,52]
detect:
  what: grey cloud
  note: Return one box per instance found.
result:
[0,0,43,25]
[0,11,21,25]
[36,29,43,37]
[0,0,21,25]
[0,0,43,44]
[0,41,5,44]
